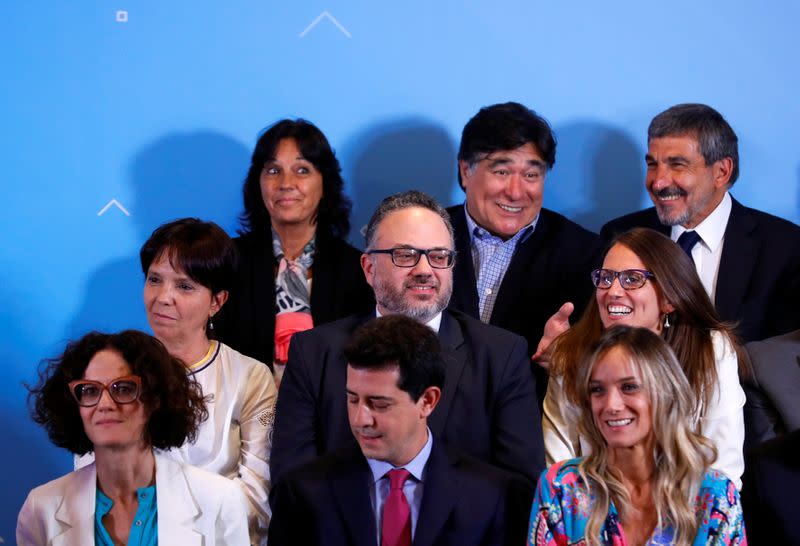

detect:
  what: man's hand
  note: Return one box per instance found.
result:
[532,302,574,369]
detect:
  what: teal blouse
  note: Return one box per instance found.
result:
[95,485,158,546]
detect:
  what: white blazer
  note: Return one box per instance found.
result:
[17,451,250,545]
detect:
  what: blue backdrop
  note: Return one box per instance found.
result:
[2,0,799,539]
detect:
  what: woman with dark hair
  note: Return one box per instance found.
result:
[18,330,249,545]
[215,119,373,384]
[529,326,746,545]
[539,228,746,487]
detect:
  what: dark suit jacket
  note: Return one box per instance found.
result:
[215,230,374,365]
[270,309,545,489]
[447,205,602,402]
[600,197,800,342]
[743,329,800,449]
[268,441,532,546]
[742,429,800,545]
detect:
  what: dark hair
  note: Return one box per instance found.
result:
[239,118,352,238]
[648,103,739,186]
[344,315,445,401]
[457,102,556,187]
[553,228,742,412]
[364,190,454,249]
[139,218,236,295]
[27,330,208,455]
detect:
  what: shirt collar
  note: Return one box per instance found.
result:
[463,202,537,245]
[671,191,731,253]
[367,427,433,484]
[375,308,442,333]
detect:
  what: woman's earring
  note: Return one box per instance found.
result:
[208,316,215,331]
[663,314,670,329]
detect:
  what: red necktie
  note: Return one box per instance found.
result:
[382,469,412,546]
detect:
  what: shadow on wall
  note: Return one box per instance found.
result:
[342,119,458,246]
[64,131,251,339]
[548,122,645,232]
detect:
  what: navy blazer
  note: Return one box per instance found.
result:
[742,429,800,545]
[270,309,545,489]
[447,205,601,403]
[268,441,532,546]
[215,229,374,365]
[600,196,800,342]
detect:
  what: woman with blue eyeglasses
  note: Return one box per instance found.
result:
[537,227,746,488]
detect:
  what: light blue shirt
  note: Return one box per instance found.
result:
[367,429,433,544]
[95,484,158,546]
[464,203,537,323]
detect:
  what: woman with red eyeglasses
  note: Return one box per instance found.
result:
[17,330,248,545]
[535,228,747,488]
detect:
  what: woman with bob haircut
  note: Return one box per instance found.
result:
[539,228,746,487]
[18,330,249,545]
[528,326,747,545]
[215,118,373,385]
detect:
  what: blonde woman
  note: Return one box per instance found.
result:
[528,326,746,546]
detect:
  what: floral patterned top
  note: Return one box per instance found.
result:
[528,458,747,546]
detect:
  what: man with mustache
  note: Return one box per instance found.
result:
[270,190,544,490]
[269,315,531,546]
[448,102,601,403]
[601,103,800,342]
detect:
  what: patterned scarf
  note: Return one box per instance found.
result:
[272,229,315,365]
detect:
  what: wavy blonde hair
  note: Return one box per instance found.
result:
[568,326,716,546]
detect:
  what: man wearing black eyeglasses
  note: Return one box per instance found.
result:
[270,190,545,494]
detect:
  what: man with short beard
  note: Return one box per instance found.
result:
[270,190,544,491]
[601,103,800,342]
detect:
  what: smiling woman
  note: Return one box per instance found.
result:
[528,326,747,545]
[18,330,249,546]
[539,227,747,489]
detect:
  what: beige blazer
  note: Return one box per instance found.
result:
[17,451,249,545]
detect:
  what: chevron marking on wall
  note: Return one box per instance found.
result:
[299,11,351,38]
[97,199,131,217]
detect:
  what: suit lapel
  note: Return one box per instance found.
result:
[155,453,204,545]
[52,464,97,546]
[715,198,758,321]
[413,442,458,546]
[429,312,467,437]
[449,206,481,317]
[328,449,377,546]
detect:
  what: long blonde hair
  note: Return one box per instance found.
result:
[568,326,716,546]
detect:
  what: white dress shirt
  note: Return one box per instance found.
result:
[375,307,442,333]
[671,192,732,302]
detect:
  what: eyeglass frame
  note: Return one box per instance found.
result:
[68,375,143,407]
[365,247,457,269]
[591,268,655,291]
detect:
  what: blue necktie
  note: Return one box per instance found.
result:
[677,230,701,263]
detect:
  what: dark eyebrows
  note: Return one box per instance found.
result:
[345,389,394,402]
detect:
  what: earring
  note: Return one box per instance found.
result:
[663,314,670,329]
[208,316,215,331]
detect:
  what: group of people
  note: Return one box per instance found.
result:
[16,101,800,545]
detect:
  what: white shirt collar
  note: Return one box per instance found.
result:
[375,307,442,333]
[671,192,732,253]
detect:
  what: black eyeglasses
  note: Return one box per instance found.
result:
[591,268,655,291]
[366,247,456,269]
[68,375,142,407]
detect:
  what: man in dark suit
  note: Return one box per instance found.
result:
[741,428,800,544]
[271,191,544,488]
[601,103,800,342]
[269,315,530,546]
[742,329,800,449]
[447,102,601,402]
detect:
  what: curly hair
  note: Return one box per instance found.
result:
[570,326,716,546]
[27,330,208,455]
[239,118,352,239]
